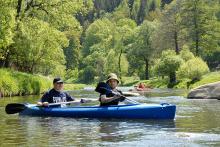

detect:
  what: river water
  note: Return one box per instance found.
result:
[0,88,219,147]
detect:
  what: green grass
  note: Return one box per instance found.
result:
[121,76,140,86]
[125,71,220,90]
[64,83,87,90]
[190,71,220,89]
[0,68,51,97]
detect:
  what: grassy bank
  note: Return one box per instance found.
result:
[0,68,89,97]
[0,68,52,97]
[123,71,220,89]
[64,83,87,91]
[189,72,220,89]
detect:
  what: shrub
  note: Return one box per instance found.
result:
[177,57,210,81]
[179,48,195,61]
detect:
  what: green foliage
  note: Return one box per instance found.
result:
[13,18,68,74]
[64,83,86,91]
[0,0,219,89]
[127,20,158,79]
[180,0,220,56]
[65,69,79,83]
[155,50,183,76]
[177,57,210,80]
[144,77,169,88]
[190,72,220,89]
[79,66,96,84]
[179,46,195,61]
[0,2,15,60]
[0,68,51,97]
[156,0,184,54]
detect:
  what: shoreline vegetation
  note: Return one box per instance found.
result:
[0,68,219,97]
[0,68,86,97]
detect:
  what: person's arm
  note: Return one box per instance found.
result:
[99,94,120,103]
[37,92,49,106]
[65,92,75,101]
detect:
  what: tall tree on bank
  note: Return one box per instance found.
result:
[128,20,158,80]
[180,0,220,56]
[0,0,90,76]
[0,1,16,67]
[155,50,183,87]
[116,18,137,83]
[157,0,184,54]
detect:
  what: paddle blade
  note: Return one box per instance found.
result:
[5,103,27,114]
[95,82,111,94]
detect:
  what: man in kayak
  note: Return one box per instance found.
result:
[37,77,74,106]
[99,73,125,106]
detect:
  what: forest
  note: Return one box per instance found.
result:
[1,0,220,87]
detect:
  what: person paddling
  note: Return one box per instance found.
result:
[37,77,74,106]
[99,73,125,106]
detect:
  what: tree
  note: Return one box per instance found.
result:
[156,0,185,54]
[0,1,16,67]
[127,20,158,80]
[82,18,117,81]
[180,0,220,56]
[155,50,183,86]
[13,18,68,74]
[177,57,209,81]
[115,18,136,82]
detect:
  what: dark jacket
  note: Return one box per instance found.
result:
[40,88,74,103]
[99,89,122,106]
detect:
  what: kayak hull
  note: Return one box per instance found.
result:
[19,103,176,119]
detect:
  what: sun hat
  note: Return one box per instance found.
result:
[106,73,119,83]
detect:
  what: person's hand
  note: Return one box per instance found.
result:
[119,96,125,102]
[42,102,49,107]
[80,98,86,103]
[113,95,121,99]
[37,102,43,106]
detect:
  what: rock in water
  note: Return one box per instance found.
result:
[187,82,220,99]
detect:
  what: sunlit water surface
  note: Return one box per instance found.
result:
[0,87,219,146]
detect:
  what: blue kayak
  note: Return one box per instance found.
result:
[19,103,176,119]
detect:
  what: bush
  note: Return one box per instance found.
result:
[78,66,95,84]
[177,57,210,81]
[65,69,79,83]
[0,68,51,97]
[179,48,195,61]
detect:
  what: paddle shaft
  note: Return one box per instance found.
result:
[97,85,140,104]
[5,99,96,114]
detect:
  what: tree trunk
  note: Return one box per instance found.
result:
[128,0,134,18]
[169,72,176,84]
[118,48,123,83]
[145,59,149,80]
[16,0,23,19]
[174,31,179,54]
[137,0,147,25]
[193,0,199,56]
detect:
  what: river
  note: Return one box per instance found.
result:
[0,88,219,146]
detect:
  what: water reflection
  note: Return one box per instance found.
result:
[0,89,220,146]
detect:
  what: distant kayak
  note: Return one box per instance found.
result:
[18,103,176,119]
[129,88,152,93]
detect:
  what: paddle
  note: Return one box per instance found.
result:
[5,99,94,114]
[95,82,140,104]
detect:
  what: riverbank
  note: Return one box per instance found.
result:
[124,71,220,89]
[1,68,219,97]
[0,68,51,97]
[0,68,87,97]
